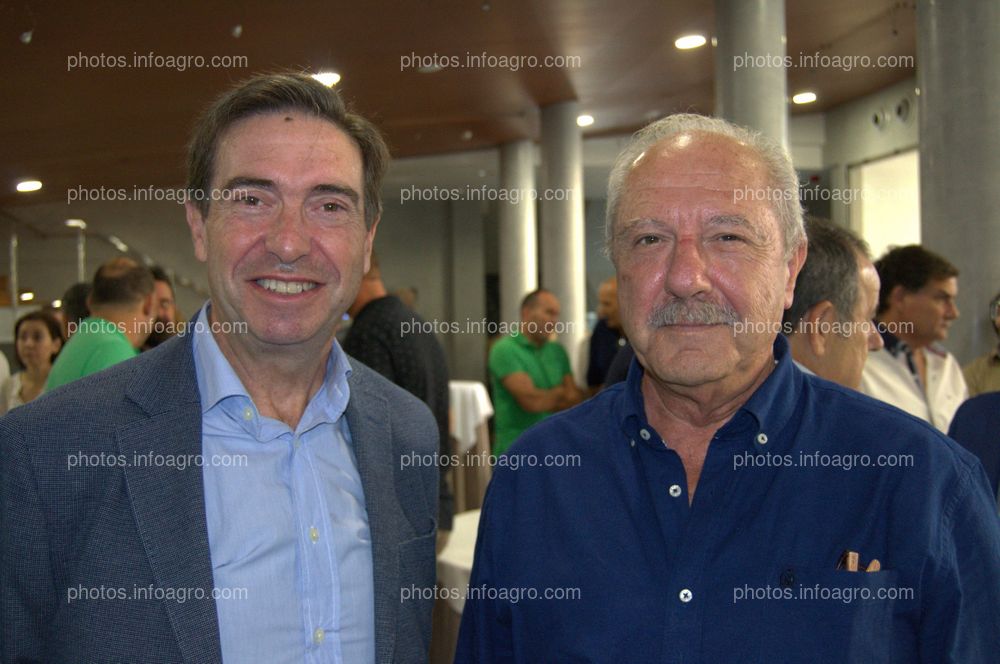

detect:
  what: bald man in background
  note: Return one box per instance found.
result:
[46,257,155,391]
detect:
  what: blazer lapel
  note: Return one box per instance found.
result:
[346,365,398,664]
[118,335,223,664]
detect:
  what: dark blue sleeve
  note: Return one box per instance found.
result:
[947,395,1000,496]
[454,478,514,662]
[919,459,1000,662]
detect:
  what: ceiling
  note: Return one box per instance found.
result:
[1,0,916,212]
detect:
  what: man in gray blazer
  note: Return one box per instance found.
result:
[1,73,438,663]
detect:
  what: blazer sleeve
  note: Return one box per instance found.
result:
[1,415,59,663]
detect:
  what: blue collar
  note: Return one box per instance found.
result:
[191,304,351,438]
[617,334,802,455]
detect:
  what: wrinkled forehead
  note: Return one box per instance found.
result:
[624,131,772,195]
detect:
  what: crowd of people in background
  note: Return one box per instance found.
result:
[0,258,179,410]
[8,212,997,492]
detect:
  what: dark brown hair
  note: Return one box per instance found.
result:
[14,309,64,368]
[874,245,959,315]
[186,71,389,229]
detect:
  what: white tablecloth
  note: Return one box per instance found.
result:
[449,381,493,453]
[436,508,481,614]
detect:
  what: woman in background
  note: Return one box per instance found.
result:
[1,310,64,414]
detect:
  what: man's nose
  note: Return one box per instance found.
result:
[664,239,711,298]
[265,205,310,264]
[946,300,959,320]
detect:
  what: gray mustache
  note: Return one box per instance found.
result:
[648,300,739,327]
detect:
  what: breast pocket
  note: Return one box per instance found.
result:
[758,566,902,664]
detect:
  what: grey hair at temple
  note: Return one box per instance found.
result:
[604,113,805,261]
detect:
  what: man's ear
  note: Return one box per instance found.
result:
[142,291,155,318]
[783,241,808,309]
[888,284,907,312]
[362,215,380,275]
[185,202,209,263]
[805,300,837,357]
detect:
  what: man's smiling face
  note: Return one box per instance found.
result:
[186,111,376,351]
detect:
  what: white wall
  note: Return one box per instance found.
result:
[849,149,921,260]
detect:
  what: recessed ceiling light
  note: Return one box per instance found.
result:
[417,64,443,74]
[461,130,473,141]
[311,72,341,87]
[16,180,42,193]
[65,218,87,229]
[577,114,595,128]
[18,292,34,302]
[792,91,817,105]
[52,299,63,308]
[675,34,707,50]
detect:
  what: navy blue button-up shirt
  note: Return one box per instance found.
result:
[457,335,1000,663]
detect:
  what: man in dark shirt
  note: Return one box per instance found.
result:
[457,114,1000,662]
[344,254,453,529]
[586,277,625,392]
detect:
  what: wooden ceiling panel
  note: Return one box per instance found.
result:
[1,0,915,208]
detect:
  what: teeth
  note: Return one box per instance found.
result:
[255,278,317,295]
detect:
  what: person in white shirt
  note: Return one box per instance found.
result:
[859,245,967,433]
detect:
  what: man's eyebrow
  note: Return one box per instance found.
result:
[313,184,360,206]
[219,177,275,192]
[615,216,662,234]
[708,214,768,241]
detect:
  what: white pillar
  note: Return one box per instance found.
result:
[714,0,789,148]
[498,140,538,326]
[540,101,587,383]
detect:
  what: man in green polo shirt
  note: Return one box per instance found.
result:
[489,289,586,454]
[46,257,156,392]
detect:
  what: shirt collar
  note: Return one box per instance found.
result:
[191,304,352,438]
[617,334,801,454]
[512,331,541,349]
[793,359,816,376]
[879,327,910,359]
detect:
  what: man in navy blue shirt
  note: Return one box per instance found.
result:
[456,114,1000,663]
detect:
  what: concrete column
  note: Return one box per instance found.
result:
[918,0,1000,362]
[498,140,538,326]
[714,0,789,148]
[540,101,587,383]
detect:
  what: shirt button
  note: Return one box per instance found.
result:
[242,407,253,421]
[309,526,319,543]
[639,428,651,441]
[756,432,768,445]
[669,484,682,498]
[313,627,325,644]
[679,588,693,603]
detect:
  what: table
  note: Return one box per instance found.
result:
[448,381,493,512]
[430,509,481,663]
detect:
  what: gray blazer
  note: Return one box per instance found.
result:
[0,331,438,663]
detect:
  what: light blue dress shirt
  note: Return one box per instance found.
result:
[192,306,375,663]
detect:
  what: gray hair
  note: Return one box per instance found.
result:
[782,217,871,330]
[604,113,805,260]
